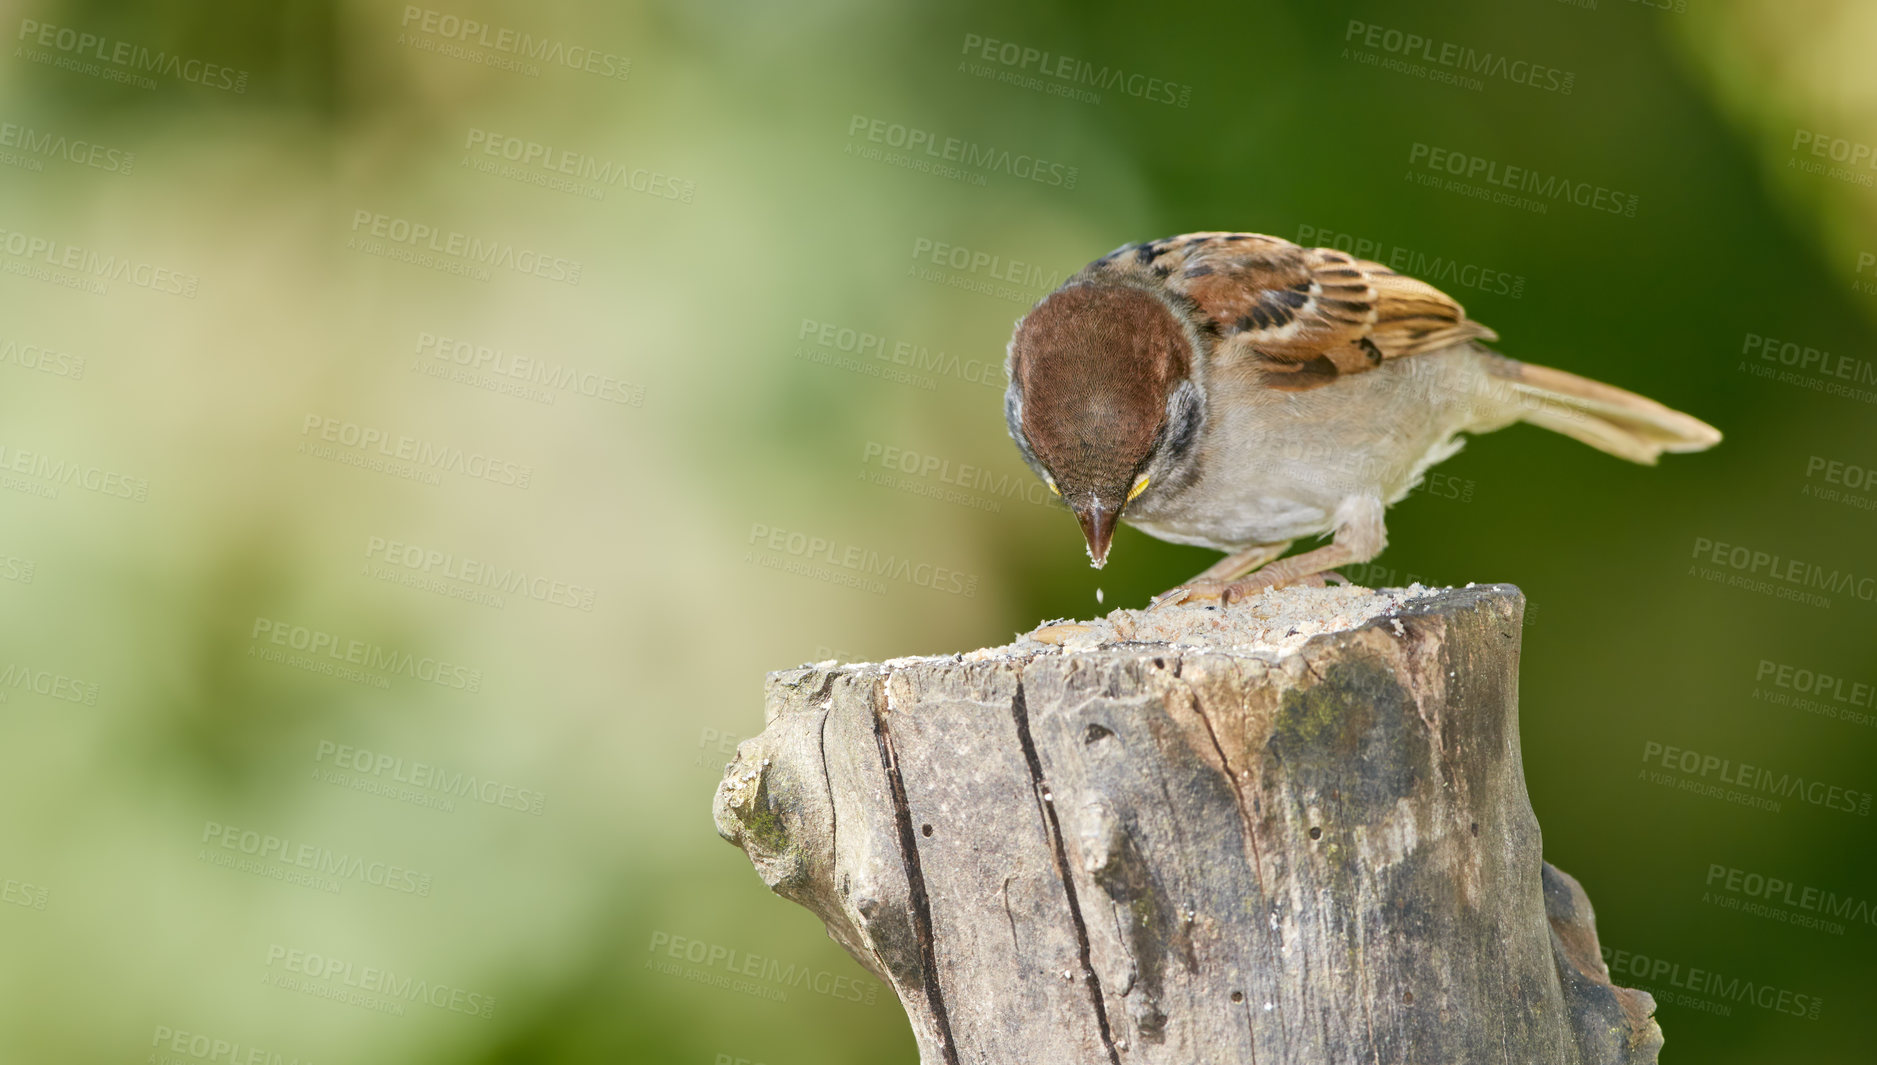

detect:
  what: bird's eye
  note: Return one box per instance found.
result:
[1127,474,1151,502]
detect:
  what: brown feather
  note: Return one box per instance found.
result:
[1008,283,1189,491]
[1083,232,1497,391]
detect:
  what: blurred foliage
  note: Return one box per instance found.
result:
[0,0,1872,1062]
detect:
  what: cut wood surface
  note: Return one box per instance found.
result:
[715,584,1661,1064]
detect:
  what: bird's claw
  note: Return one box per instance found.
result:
[1153,568,1345,610]
[1150,581,1224,609]
[1218,570,1334,603]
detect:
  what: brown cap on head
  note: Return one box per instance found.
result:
[1008,283,1192,566]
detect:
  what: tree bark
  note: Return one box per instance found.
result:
[715,584,1661,1064]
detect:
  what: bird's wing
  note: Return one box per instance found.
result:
[1088,232,1497,390]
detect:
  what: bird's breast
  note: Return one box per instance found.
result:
[1125,348,1491,549]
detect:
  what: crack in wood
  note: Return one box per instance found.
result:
[1012,678,1124,1065]
[1187,679,1276,1061]
[872,681,960,1065]
[1189,676,1266,891]
[1000,876,1021,949]
[816,706,839,880]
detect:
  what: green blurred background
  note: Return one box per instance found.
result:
[0,0,1872,1061]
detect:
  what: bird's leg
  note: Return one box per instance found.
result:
[1150,541,1293,607]
[1219,496,1387,604]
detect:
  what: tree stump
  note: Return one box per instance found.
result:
[714,584,1661,1064]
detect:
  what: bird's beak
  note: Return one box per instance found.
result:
[1073,498,1122,569]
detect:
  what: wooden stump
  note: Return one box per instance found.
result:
[714,584,1661,1064]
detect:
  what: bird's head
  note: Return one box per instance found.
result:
[1005,282,1205,568]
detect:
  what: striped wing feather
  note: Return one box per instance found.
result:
[1089,231,1497,390]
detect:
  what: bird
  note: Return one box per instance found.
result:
[1002,231,1721,606]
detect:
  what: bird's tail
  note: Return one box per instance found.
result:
[1485,357,1721,465]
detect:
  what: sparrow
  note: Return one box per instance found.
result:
[1003,232,1721,605]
